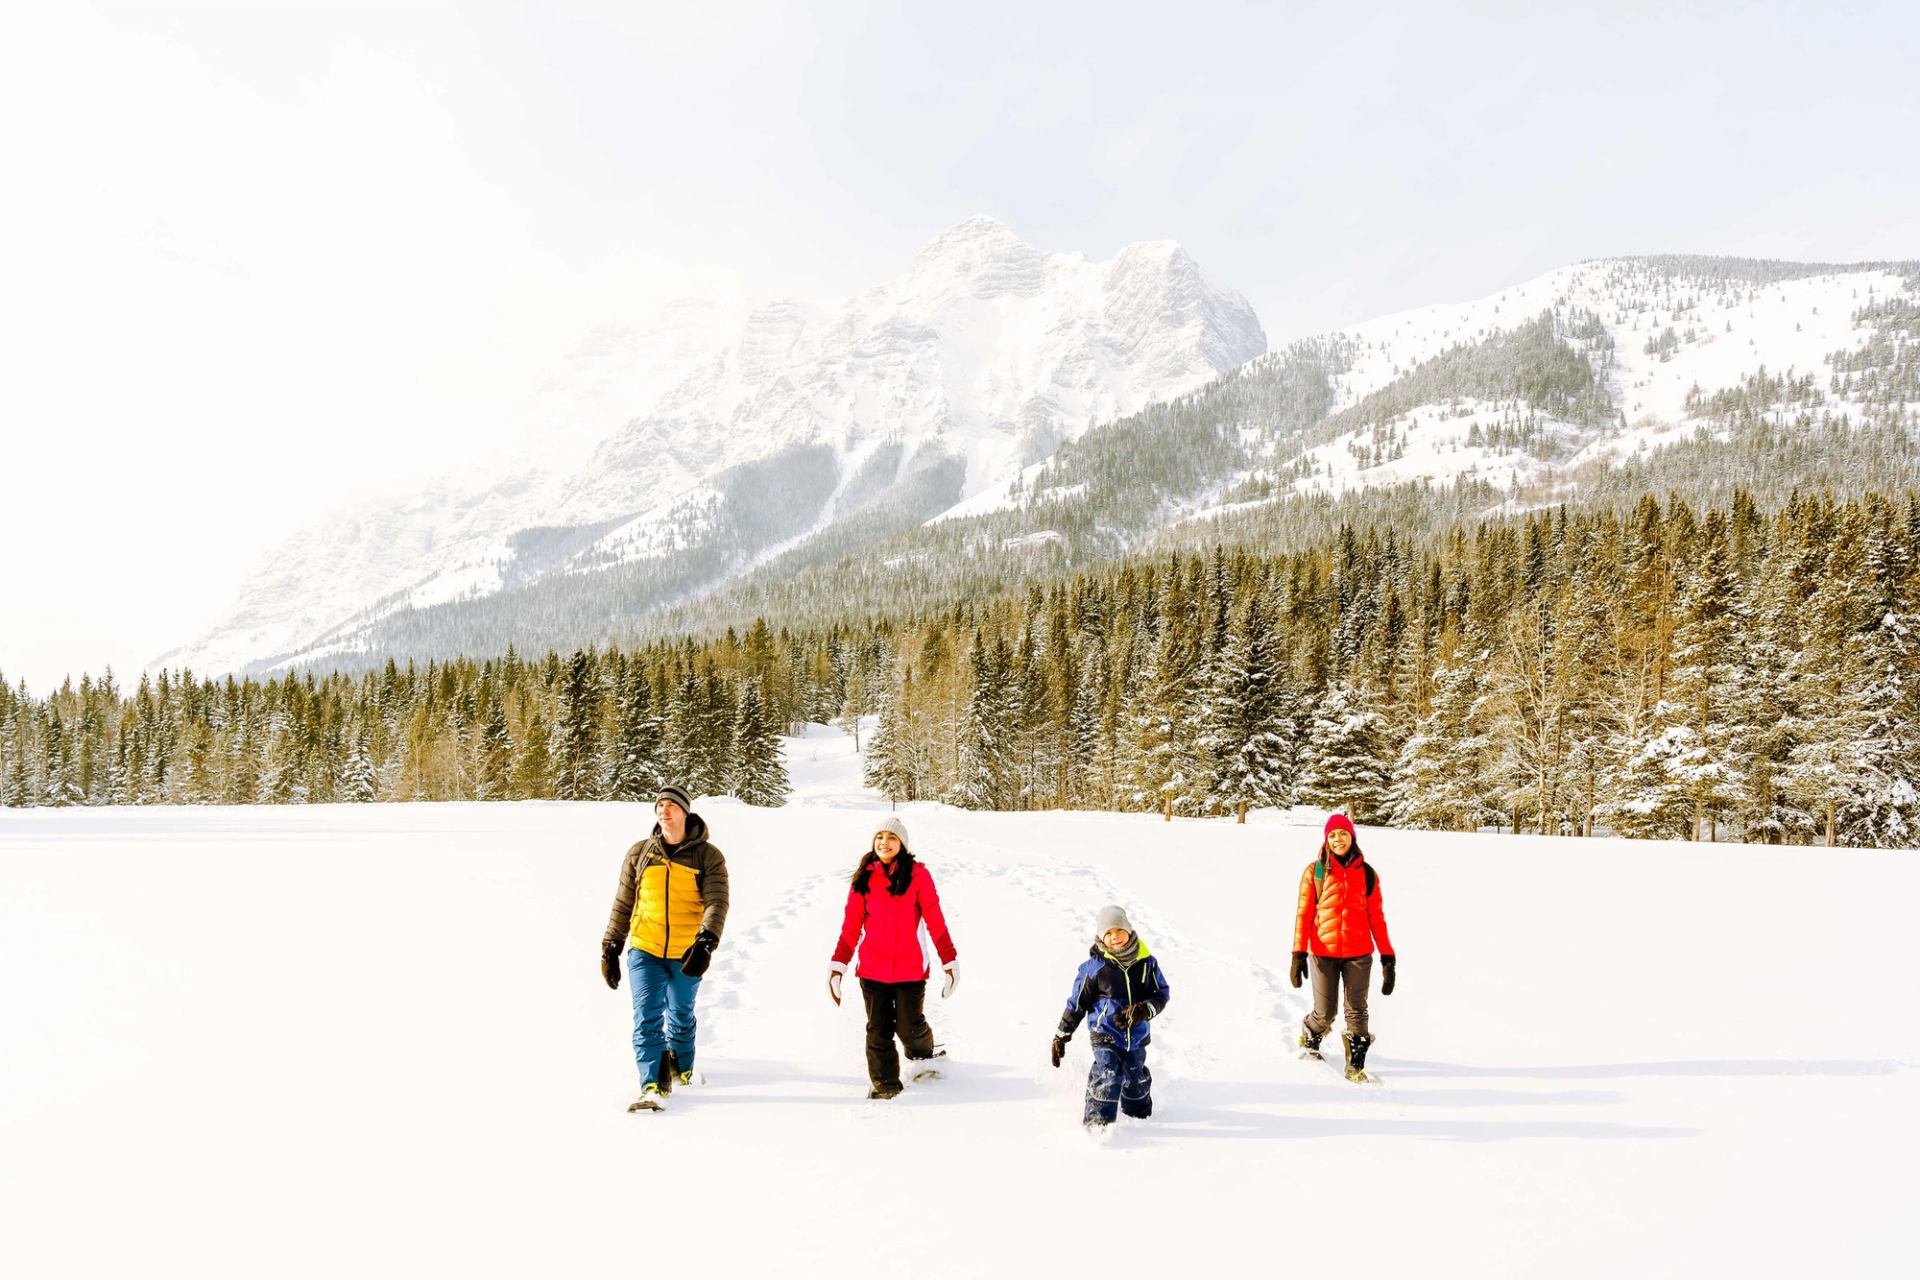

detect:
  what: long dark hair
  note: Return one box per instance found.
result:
[851,848,915,895]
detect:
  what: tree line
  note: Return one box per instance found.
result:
[7,488,1917,847]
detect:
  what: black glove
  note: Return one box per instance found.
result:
[679,930,719,978]
[1289,951,1308,989]
[1380,954,1396,996]
[1050,1035,1067,1068]
[1114,1001,1154,1029]
[601,943,622,991]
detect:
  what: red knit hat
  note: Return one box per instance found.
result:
[1323,812,1356,839]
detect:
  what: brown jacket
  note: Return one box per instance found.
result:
[601,813,731,961]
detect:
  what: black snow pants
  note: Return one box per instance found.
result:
[859,977,936,1090]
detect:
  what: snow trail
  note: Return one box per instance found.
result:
[2,723,1914,1277]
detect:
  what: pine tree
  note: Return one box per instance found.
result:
[1389,655,1497,830]
[514,704,553,800]
[1658,515,1745,839]
[605,660,663,802]
[554,648,602,801]
[863,673,917,804]
[1203,608,1295,822]
[729,678,790,806]
[341,732,378,802]
[954,635,1015,810]
[1297,683,1391,823]
[42,709,83,807]
[479,693,513,800]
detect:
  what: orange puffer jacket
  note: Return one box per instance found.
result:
[1293,851,1394,958]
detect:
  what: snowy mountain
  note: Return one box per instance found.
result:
[158,249,1916,675]
[1200,255,1917,513]
[638,253,1916,641]
[155,217,1265,676]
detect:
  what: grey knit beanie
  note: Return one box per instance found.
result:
[656,784,692,815]
[872,815,909,847]
[1093,904,1132,938]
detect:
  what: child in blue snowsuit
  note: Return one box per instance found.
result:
[1050,904,1171,1127]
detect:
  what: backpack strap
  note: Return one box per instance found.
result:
[1364,863,1378,897]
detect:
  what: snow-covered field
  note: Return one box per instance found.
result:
[3,724,1914,1278]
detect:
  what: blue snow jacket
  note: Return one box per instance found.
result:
[1058,941,1171,1052]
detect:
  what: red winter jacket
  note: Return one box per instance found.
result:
[1293,849,1395,959]
[832,854,957,984]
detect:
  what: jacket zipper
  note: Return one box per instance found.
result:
[664,848,673,962]
[1121,962,1134,1051]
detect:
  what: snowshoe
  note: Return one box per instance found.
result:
[1342,1032,1375,1083]
[1298,1026,1324,1061]
[867,1083,904,1100]
[627,1083,666,1113]
[907,1048,946,1082]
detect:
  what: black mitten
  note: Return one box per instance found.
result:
[1289,951,1308,989]
[1050,1035,1067,1068]
[601,943,623,990]
[1380,954,1396,996]
[679,930,720,978]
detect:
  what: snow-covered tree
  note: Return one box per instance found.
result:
[729,678,790,807]
[1297,682,1392,823]
[1389,655,1498,831]
[1203,609,1296,822]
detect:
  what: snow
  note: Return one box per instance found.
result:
[1290,398,1579,497]
[4,727,1913,1277]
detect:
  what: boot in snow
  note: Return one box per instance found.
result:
[907,1046,947,1082]
[1298,1025,1323,1060]
[656,1050,678,1096]
[867,1082,903,1100]
[627,1082,666,1113]
[1342,1032,1375,1083]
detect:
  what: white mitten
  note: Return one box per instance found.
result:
[829,962,847,1006]
[940,961,959,999]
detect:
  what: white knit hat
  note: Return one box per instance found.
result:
[1094,904,1132,938]
[872,815,909,847]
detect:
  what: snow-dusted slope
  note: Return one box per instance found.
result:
[160,217,1265,676]
[2,725,1912,1277]
[1250,259,1912,502]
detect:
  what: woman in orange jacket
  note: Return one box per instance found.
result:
[1288,812,1395,1081]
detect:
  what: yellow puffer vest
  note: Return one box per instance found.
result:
[628,848,708,960]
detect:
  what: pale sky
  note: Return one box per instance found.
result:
[3,0,1916,693]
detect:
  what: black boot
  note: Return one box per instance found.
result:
[656,1049,678,1096]
[1298,1025,1323,1057]
[1342,1032,1374,1081]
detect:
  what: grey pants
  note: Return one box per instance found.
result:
[1304,955,1373,1038]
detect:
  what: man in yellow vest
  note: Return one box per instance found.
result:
[600,784,731,1112]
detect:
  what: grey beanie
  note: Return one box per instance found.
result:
[872,815,909,847]
[1094,904,1133,938]
[656,784,692,814]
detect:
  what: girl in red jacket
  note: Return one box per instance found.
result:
[1289,812,1396,1081]
[829,816,959,1099]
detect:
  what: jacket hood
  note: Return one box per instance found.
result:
[651,812,709,848]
